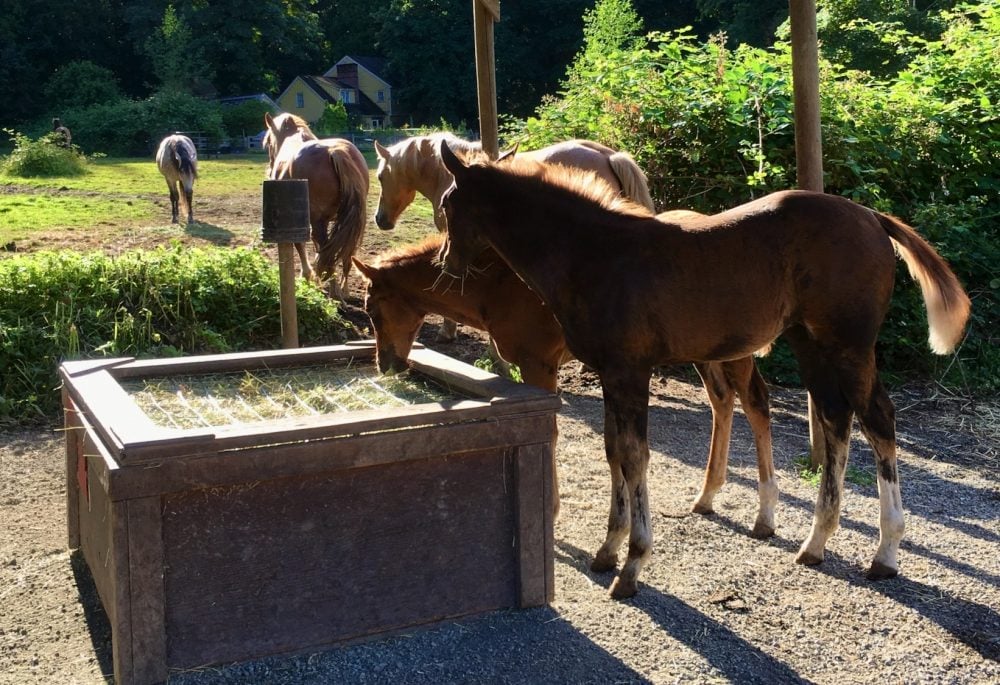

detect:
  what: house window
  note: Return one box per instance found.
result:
[377,90,385,103]
[340,89,353,104]
[295,92,304,108]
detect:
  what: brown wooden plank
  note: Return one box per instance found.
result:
[60,357,135,377]
[126,497,168,684]
[64,388,82,550]
[109,499,134,685]
[108,343,377,379]
[104,413,557,501]
[160,447,518,669]
[409,347,560,408]
[514,441,554,607]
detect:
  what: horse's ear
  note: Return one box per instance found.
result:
[440,141,468,177]
[352,257,379,282]
[374,140,389,160]
[497,143,519,162]
[264,112,276,131]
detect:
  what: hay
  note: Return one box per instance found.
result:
[120,364,462,429]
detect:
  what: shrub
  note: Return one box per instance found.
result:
[0,246,350,425]
[0,129,89,177]
[507,2,1000,393]
[221,99,275,138]
[43,60,122,110]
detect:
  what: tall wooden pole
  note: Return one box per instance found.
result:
[789,0,823,192]
[789,1,826,468]
[473,0,500,159]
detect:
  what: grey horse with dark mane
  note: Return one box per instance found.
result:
[156,134,199,224]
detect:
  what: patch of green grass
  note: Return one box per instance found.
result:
[793,454,877,488]
[1,155,266,195]
[0,194,158,239]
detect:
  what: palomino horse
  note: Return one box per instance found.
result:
[352,232,775,531]
[263,112,369,298]
[373,132,655,340]
[438,142,970,599]
[155,134,198,225]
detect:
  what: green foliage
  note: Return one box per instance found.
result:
[143,4,215,96]
[0,246,348,425]
[0,129,89,177]
[315,102,350,135]
[220,100,275,137]
[793,454,876,488]
[62,92,224,156]
[510,1,1000,393]
[44,60,123,110]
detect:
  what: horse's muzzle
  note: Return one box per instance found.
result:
[374,211,394,231]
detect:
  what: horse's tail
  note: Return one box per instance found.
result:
[176,144,198,190]
[607,151,655,211]
[314,147,369,290]
[876,213,970,354]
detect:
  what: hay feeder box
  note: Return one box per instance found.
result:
[61,342,560,685]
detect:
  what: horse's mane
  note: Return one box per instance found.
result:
[372,234,445,268]
[474,156,655,219]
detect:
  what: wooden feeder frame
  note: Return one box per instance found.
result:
[62,343,559,684]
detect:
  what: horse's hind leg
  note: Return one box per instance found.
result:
[733,359,777,539]
[786,329,854,566]
[837,351,903,579]
[691,362,736,515]
[167,181,179,223]
[183,183,194,224]
[294,242,314,281]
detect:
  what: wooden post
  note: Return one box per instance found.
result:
[789,1,826,468]
[789,0,823,192]
[261,180,311,350]
[473,0,500,159]
[277,243,299,348]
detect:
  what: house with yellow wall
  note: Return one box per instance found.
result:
[275,56,398,129]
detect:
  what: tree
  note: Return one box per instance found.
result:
[315,101,349,135]
[143,4,214,95]
[376,0,477,126]
[44,61,123,109]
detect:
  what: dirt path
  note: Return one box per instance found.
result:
[1,173,998,683]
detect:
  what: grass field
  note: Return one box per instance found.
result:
[0,153,436,256]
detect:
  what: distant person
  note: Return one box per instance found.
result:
[52,118,72,148]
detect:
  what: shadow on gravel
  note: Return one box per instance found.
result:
[556,541,814,685]
[810,554,1000,662]
[70,551,113,682]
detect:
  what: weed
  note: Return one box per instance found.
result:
[793,454,877,488]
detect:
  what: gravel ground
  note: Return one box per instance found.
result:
[2,339,998,684]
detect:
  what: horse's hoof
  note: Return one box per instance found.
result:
[866,561,899,580]
[795,549,824,566]
[590,552,617,573]
[691,501,714,515]
[750,521,775,539]
[609,575,638,600]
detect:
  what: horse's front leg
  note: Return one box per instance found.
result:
[594,370,653,599]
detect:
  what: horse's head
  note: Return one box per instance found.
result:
[373,140,417,230]
[437,141,491,276]
[353,257,424,374]
[263,112,313,176]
